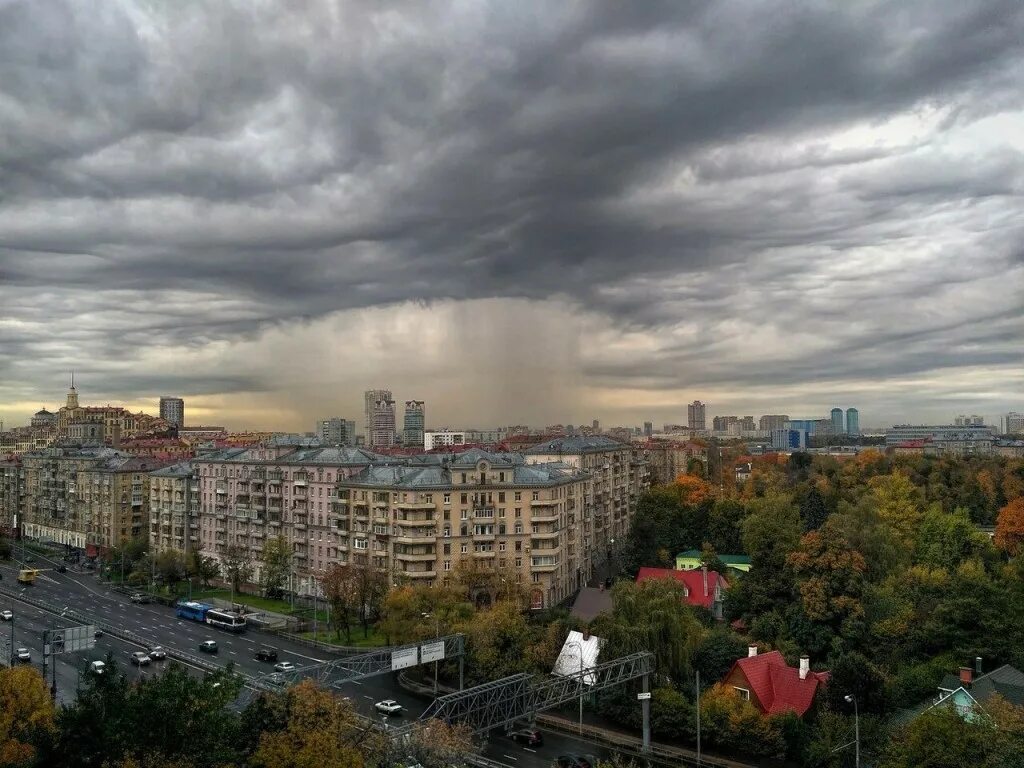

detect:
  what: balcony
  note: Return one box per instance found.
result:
[530,511,559,523]
[472,549,496,558]
[530,530,560,541]
[395,500,434,510]
[530,560,559,572]
[394,533,435,545]
[293,476,308,487]
[472,532,496,542]
[404,570,437,579]
[395,550,436,562]
[531,498,558,507]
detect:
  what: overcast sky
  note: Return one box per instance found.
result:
[1,1,1022,432]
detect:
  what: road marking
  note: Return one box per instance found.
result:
[281,649,326,663]
[363,695,375,701]
[523,748,537,753]
[502,755,519,762]
[350,679,362,685]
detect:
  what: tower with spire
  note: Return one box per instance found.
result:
[66,372,79,409]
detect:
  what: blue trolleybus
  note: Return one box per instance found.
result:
[176,601,246,632]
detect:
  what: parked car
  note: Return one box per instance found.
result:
[57,565,67,573]
[255,647,279,662]
[130,593,151,604]
[89,660,106,674]
[375,700,403,716]
[0,610,13,621]
[199,640,218,654]
[274,660,297,673]
[15,648,31,663]
[94,629,104,638]
[148,646,167,660]
[509,728,543,746]
[130,652,151,666]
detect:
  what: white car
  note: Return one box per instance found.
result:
[0,610,12,621]
[148,646,167,660]
[273,660,297,673]
[130,651,151,666]
[89,660,106,674]
[375,699,403,716]
[15,648,31,663]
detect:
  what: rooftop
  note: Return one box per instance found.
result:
[524,435,628,455]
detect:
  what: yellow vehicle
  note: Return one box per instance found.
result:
[17,569,38,585]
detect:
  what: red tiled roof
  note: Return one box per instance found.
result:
[729,650,829,716]
[634,567,728,610]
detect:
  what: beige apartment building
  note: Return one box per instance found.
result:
[148,461,199,556]
[523,436,650,573]
[0,459,21,537]
[335,449,592,609]
[78,455,167,549]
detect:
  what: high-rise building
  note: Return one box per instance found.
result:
[846,408,860,435]
[592,419,600,431]
[643,421,653,437]
[713,416,738,431]
[369,397,397,448]
[364,389,392,444]
[759,415,790,431]
[316,418,356,445]
[739,416,756,432]
[687,401,707,431]
[159,397,185,428]
[1006,412,1024,434]
[954,414,985,427]
[403,401,425,447]
[831,408,845,434]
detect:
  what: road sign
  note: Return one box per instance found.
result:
[47,625,96,655]
[391,646,418,671]
[637,692,651,700]
[420,640,445,663]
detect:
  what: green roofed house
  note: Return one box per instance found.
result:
[676,549,752,574]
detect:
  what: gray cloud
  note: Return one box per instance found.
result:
[1,0,1023,427]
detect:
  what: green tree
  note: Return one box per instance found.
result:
[881,706,991,768]
[220,544,254,597]
[869,472,923,546]
[0,537,12,560]
[733,494,800,618]
[462,600,533,683]
[706,498,746,554]
[914,506,988,568]
[321,563,357,642]
[799,487,829,532]
[154,549,187,587]
[260,536,291,597]
[692,628,747,687]
[787,525,866,633]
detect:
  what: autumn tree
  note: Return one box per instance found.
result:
[673,473,715,507]
[398,720,476,768]
[380,583,473,646]
[462,600,534,683]
[787,525,867,631]
[220,543,254,598]
[869,472,923,545]
[321,563,357,642]
[250,680,368,768]
[995,497,1024,556]
[260,536,292,597]
[154,549,187,587]
[0,666,54,767]
[699,684,786,758]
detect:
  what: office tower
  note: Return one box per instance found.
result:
[713,416,738,431]
[846,408,860,435]
[316,417,356,445]
[403,400,425,447]
[739,416,756,431]
[159,397,185,428]
[364,389,392,439]
[687,401,707,430]
[759,414,790,431]
[592,419,600,431]
[1006,412,1024,434]
[831,408,845,434]
[369,397,397,448]
[643,421,653,437]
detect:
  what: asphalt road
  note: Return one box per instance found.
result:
[0,554,621,768]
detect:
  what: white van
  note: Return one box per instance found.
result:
[89,660,106,674]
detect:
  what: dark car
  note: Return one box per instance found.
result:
[199,640,218,654]
[57,565,67,573]
[509,728,543,746]
[255,647,279,662]
[555,756,596,768]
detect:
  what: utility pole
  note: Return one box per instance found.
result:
[845,694,860,768]
[696,670,701,765]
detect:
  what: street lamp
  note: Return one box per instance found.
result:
[844,695,860,768]
[423,612,441,696]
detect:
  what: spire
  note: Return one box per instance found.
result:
[66,371,79,409]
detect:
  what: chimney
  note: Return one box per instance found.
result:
[748,645,758,658]
[960,667,973,686]
[799,656,810,680]
[582,629,590,642]
[976,656,983,677]
[702,565,708,596]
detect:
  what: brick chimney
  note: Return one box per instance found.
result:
[960,667,973,686]
[799,656,810,680]
[748,645,758,658]
[976,656,983,677]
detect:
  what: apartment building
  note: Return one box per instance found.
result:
[149,461,199,556]
[334,448,591,609]
[78,456,167,549]
[192,441,387,587]
[641,440,707,484]
[0,458,21,537]
[18,445,121,549]
[523,435,650,571]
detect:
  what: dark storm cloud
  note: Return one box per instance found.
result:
[1,0,1023,420]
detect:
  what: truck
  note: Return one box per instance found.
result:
[17,569,38,585]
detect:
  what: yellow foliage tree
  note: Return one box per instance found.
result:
[0,666,54,767]
[672,473,715,507]
[869,471,923,545]
[251,680,368,768]
[995,497,1024,556]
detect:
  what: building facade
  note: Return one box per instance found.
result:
[424,431,466,451]
[640,440,706,485]
[830,408,845,434]
[845,408,859,435]
[759,415,790,432]
[364,389,392,444]
[159,397,185,428]
[149,461,199,556]
[403,401,425,447]
[368,396,397,448]
[687,401,707,431]
[78,456,166,549]
[316,418,356,445]
[885,425,996,455]
[0,459,21,537]
[1005,413,1024,435]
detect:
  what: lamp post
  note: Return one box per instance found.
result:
[423,612,440,696]
[845,695,860,768]
[566,640,585,735]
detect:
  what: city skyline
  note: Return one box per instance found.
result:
[2,2,1022,432]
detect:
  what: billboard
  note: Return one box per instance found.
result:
[390,646,418,671]
[420,641,445,663]
[46,625,96,655]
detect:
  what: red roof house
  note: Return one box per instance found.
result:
[722,649,829,717]
[635,566,729,618]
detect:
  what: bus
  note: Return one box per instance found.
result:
[175,601,246,632]
[205,608,246,632]
[17,569,38,585]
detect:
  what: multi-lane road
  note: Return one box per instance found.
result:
[0,554,616,768]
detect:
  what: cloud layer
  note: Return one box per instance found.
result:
[2,1,1022,430]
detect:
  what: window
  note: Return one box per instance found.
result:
[443,526,450,537]
[443,560,451,571]
[443,543,451,554]
[460,543,468,554]
[444,493,451,504]
[515,541,522,551]
[532,491,539,501]
[499,492,506,502]
[515,524,523,534]
[733,687,751,701]
[515,557,523,567]
[515,507,522,518]
[354,539,368,550]
[461,493,468,504]
[461,508,469,520]
[499,542,506,552]
[514,492,521,501]
[461,473,467,483]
